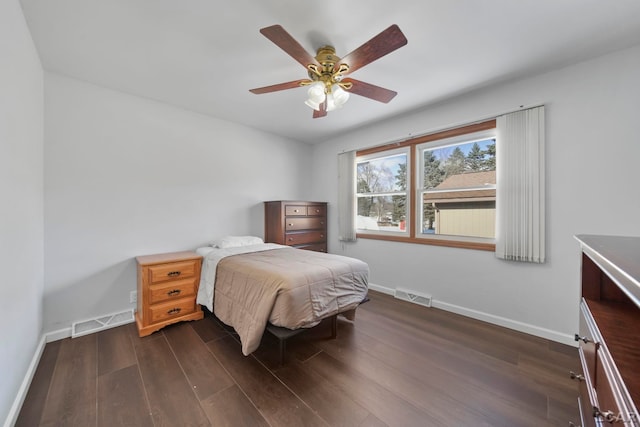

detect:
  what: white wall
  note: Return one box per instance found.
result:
[311,44,640,345]
[43,73,312,334]
[0,0,44,424]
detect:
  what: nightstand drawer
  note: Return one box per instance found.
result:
[149,298,197,323]
[285,231,326,245]
[148,260,198,284]
[149,278,196,305]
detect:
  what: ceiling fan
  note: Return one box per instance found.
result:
[249,24,408,118]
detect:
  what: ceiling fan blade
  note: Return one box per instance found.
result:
[339,24,407,74]
[249,79,309,94]
[313,101,327,118]
[343,78,397,103]
[260,25,318,68]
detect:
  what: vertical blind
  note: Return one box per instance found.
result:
[495,106,546,263]
[337,150,357,241]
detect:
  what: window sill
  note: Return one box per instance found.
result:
[356,233,496,252]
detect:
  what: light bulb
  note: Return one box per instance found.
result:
[326,93,337,111]
[305,81,326,110]
[305,99,320,110]
[332,84,350,107]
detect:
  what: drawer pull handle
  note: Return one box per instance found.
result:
[569,371,584,381]
[288,238,293,241]
[167,271,181,277]
[167,308,182,315]
[294,209,299,213]
[288,223,293,227]
[167,289,181,296]
[574,333,593,344]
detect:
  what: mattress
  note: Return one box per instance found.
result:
[196,244,369,355]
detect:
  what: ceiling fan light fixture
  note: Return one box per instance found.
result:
[332,84,349,107]
[305,98,321,110]
[326,85,349,112]
[305,81,326,110]
[325,93,336,112]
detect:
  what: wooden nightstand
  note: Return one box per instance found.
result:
[135,251,204,337]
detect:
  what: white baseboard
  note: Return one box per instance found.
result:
[431,300,577,347]
[4,312,136,427]
[367,282,394,295]
[366,283,576,347]
[3,335,46,427]
[45,327,71,342]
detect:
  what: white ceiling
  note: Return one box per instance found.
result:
[19,0,640,144]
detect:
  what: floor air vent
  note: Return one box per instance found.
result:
[72,309,134,338]
[394,288,432,308]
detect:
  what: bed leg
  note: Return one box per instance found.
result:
[331,314,337,339]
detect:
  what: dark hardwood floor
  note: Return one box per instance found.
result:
[16,291,580,426]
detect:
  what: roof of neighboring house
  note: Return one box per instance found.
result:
[424,170,496,203]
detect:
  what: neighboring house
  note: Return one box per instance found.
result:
[423,171,496,238]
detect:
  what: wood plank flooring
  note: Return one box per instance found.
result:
[16,291,580,426]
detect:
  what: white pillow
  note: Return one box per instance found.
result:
[211,235,264,249]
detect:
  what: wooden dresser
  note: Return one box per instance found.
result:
[574,235,639,426]
[135,251,204,337]
[264,201,327,252]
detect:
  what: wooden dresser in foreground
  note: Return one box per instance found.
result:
[135,251,203,337]
[264,200,327,252]
[573,235,639,426]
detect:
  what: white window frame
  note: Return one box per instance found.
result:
[355,146,410,237]
[415,129,497,245]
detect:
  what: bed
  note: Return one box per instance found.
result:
[196,238,369,356]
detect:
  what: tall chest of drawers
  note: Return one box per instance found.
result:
[574,235,639,426]
[264,200,327,252]
[135,251,204,337]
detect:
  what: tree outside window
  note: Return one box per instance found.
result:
[356,150,408,232]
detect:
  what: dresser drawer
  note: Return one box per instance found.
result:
[593,351,623,423]
[149,298,197,324]
[149,278,196,305]
[577,346,598,427]
[306,205,326,216]
[148,260,198,284]
[297,243,327,252]
[285,205,307,216]
[285,231,326,245]
[579,301,599,383]
[578,380,597,427]
[285,217,325,231]
[285,204,326,217]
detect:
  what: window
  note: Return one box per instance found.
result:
[356,147,409,235]
[418,130,496,242]
[354,120,497,250]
